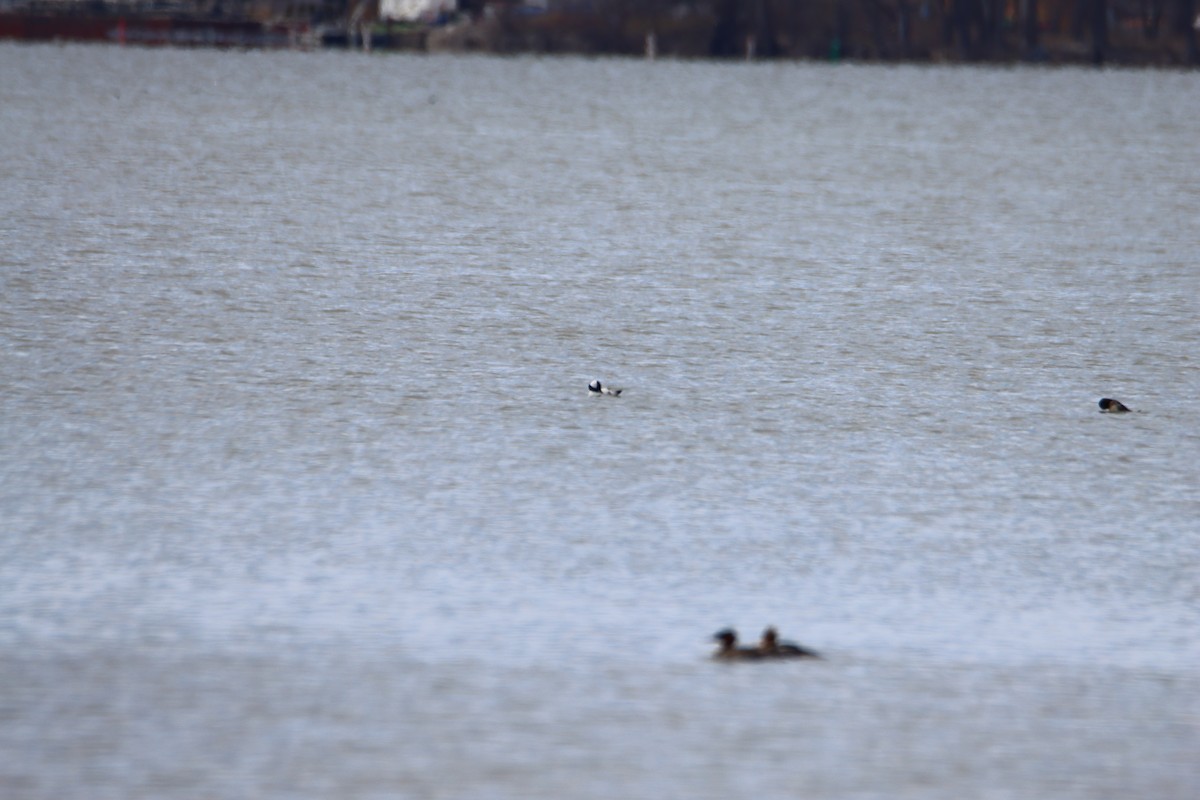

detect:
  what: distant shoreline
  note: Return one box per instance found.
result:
[2,6,1197,67]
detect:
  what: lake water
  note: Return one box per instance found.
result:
[1,43,1198,799]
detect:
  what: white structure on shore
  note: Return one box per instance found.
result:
[380,0,455,22]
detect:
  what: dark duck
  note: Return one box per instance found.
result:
[758,627,820,659]
[711,629,763,660]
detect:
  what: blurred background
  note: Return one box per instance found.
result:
[2,0,1198,65]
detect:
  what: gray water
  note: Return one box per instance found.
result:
[2,44,1198,799]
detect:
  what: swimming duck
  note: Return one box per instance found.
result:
[588,380,622,396]
[712,628,763,660]
[1098,398,1131,413]
[758,627,820,659]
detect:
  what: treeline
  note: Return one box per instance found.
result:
[462,0,1199,65]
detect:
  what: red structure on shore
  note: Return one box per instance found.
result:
[0,11,304,46]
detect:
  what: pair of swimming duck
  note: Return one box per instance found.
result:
[712,627,820,661]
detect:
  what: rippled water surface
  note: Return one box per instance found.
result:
[1,44,1198,799]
